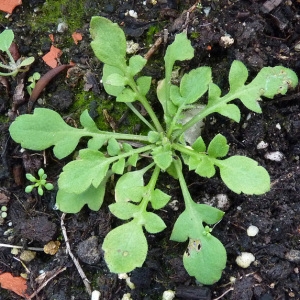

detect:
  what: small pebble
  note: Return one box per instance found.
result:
[285,249,300,263]
[236,252,255,268]
[264,151,284,162]
[257,141,268,149]
[247,225,259,237]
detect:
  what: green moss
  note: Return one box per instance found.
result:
[30,0,85,38]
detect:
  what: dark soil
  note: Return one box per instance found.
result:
[1,0,300,299]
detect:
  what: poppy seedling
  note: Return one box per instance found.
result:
[25,168,54,196]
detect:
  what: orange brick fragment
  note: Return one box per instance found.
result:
[0,0,22,14]
[42,45,63,68]
[72,32,83,44]
[0,272,28,297]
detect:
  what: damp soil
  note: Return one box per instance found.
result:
[1,0,300,299]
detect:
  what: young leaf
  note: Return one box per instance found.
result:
[111,158,125,174]
[152,145,173,170]
[107,138,121,156]
[128,55,147,76]
[143,212,166,234]
[191,136,206,152]
[58,149,110,194]
[216,156,270,194]
[103,221,148,273]
[80,110,99,133]
[116,88,137,103]
[9,108,84,159]
[90,16,127,70]
[207,134,229,158]
[115,169,146,202]
[150,189,171,210]
[109,202,140,220]
[137,76,151,96]
[102,64,125,96]
[194,157,216,178]
[105,73,128,86]
[0,30,14,52]
[56,180,107,213]
[175,67,211,106]
[164,33,194,77]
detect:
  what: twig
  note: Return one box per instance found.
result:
[213,287,234,300]
[60,213,92,296]
[27,267,66,299]
[0,243,44,251]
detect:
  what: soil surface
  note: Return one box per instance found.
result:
[1,0,300,299]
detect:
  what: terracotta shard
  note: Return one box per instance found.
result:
[0,0,22,14]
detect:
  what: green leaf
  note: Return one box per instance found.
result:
[105,73,128,86]
[191,137,206,152]
[228,60,248,92]
[116,88,137,103]
[143,212,166,233]
[207,134,229,158]
[170,202,226,285]
[164,33,194,78]
[111,158,125,174]
[90,16,126,70]
[58,149,110,194]
[194,157,216,178]
[9,108,84,159]
[80,110,99,133]
[152,145,173,170]
[179,67,211,105]
[103,221,148,273]
[0,29,14,52]
[137,76,151,96]
[107,138,121,156]
[150,189,171,210]
[214,103,241,123]
[19,57,35,67]
[56,180,107,213]
[87,136,107,150]
[183,235,227,285]
[216,156,270,194]
[128,55,147,76]
[102,64,125,96]
[109,202,140,220]
[115,169,146,202]
[127,153,139,167]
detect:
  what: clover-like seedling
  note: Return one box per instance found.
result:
[27,72,41,95]
[0,29,34,77]
[9,16,298,285]
[25,168,54,196]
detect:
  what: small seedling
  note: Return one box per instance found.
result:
[25,168,54,196]
[0,29,34,76]
[27,72,41,95]
[9,17,298,284]
[1,206,7,219]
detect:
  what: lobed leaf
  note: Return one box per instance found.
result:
[207,134,229,158]
[109,202,140,220]
[58,149,110,194]
[9,108,85,159]
[143,212,166,234]
[56,180,107,213]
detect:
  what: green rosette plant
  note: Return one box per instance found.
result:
[9,16,298,284]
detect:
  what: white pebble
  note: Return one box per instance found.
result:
[264,151,284,162]
[256,141,268,149]
[91,290,101,300]
[247,225,259,237]
[127,10,138,18]
[236,252,255,268]
[57,22,68,33]
[275,123,281,130]
[162,290,176,300]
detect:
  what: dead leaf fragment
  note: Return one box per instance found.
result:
[0,0,22,14]
[42,45,62,68]
[0,272,28,297]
